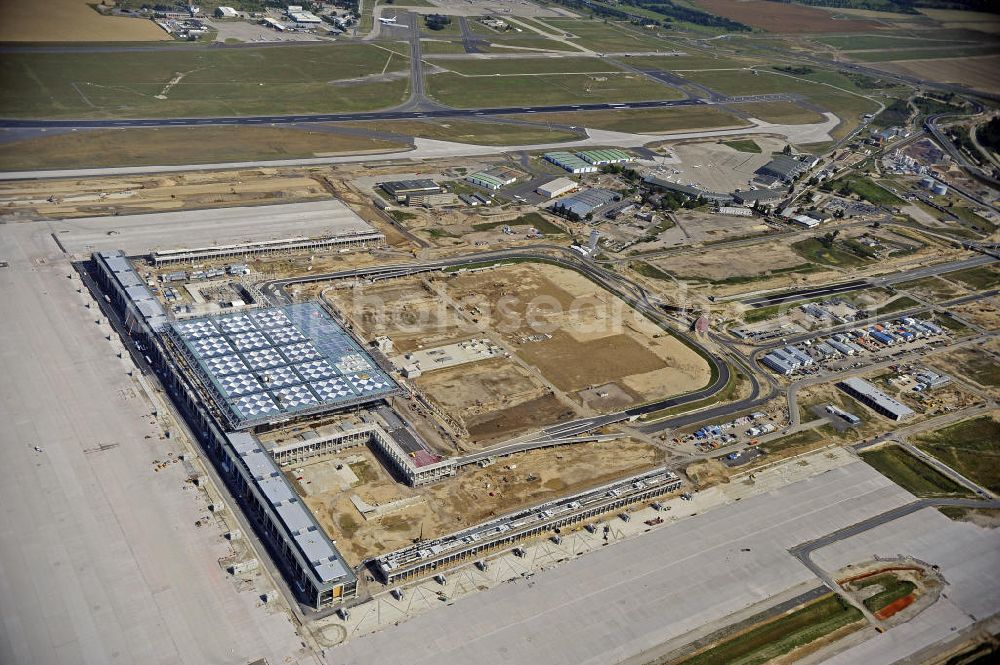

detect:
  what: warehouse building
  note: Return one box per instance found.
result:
[733,188,787,206]
[466,166,520,190]
[838,377,915,421]
[576,149,633,166]
[379,179,444,204]
[552,188,620,219]
[755,154,812,182]
[545,152,597,174]
[536,177,577,199]
[643,176,734,205]
[215,6,238,17]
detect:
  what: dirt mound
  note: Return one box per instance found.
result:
[686,459,731,488]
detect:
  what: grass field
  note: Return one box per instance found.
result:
[791,238,872,269]
[0,126,408,171]
[426,57,619,76]
[877,296,921,315]
[943,266,1000,290]
[0,44,410,119]
[622,54,752,71]
[419,40,469,55]
[856,573,917,613]
[425,71,680,108]
[473,212,566,235]
[479,36,584,53]
[676,594,862,665]
[860,445,974,498]
[850,46,1000,63]
[722,139,761,153]
[504,106,746,134]
[831,175,905,205]
[542,18,676,52]
[916,416,1000,494]
[682,69,879,141]
[763,429,825,453]
[815,35,972,51]
[340,118,581,145]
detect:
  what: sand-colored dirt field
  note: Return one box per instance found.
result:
[0,169,329,219]
[293,438,662,566]
[0,1,170,42]
[874,55,1000,94]
[652,242,818,282]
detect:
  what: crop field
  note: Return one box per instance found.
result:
[874,55,1000,94]
[0,126,408,171]
[860,445,974,498]
[692,0,881,33]
[0,0,170,42]
[0,44,410,119]
[849,46,1000,63]
[916,415,1000,494]
[503,106,747,134]
[425,71,681,108]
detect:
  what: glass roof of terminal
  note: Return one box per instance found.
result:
[168,302,399,429]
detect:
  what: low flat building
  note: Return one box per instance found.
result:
[643,176,733,205]
[215,6,238,18]
[838,377,915,421]
[733,188,787,206]
[545,152,597,174]
[466,166,519,190]
[379,179,443,203]
[790,214,821,228]
[755,154,810,182]
[552,188,620,219]
[576,149,633,165]
[717,206,753,217]
[536,177,577,199]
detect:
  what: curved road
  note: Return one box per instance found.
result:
[261,247,756,450]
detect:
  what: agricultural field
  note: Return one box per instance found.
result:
[0,44,410,119]
[916,415,1000,494]
[860,445,975,498]
[0,126,408,171]
[0,0,170,42]
[872,55,1000,94]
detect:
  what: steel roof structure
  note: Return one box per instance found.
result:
[167,303,400,429]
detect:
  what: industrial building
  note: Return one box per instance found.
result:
[545,152,598,174]
[466,166,520,190]
[150,231,384,266]
[552,188,620,219]
[372,468,682,583]
[379,179,444,204]
[643,176,734,205]
[790,214,821,228]
[536,177,577,199]
[755,154,812,182]
[732,188,787,206]
[838,377,915,421]
[576,149,633,166]
[164,303,401,430]
[214,6,238,17]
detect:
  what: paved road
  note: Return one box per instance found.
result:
[0,98,709,129]
[740,254,997,307]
